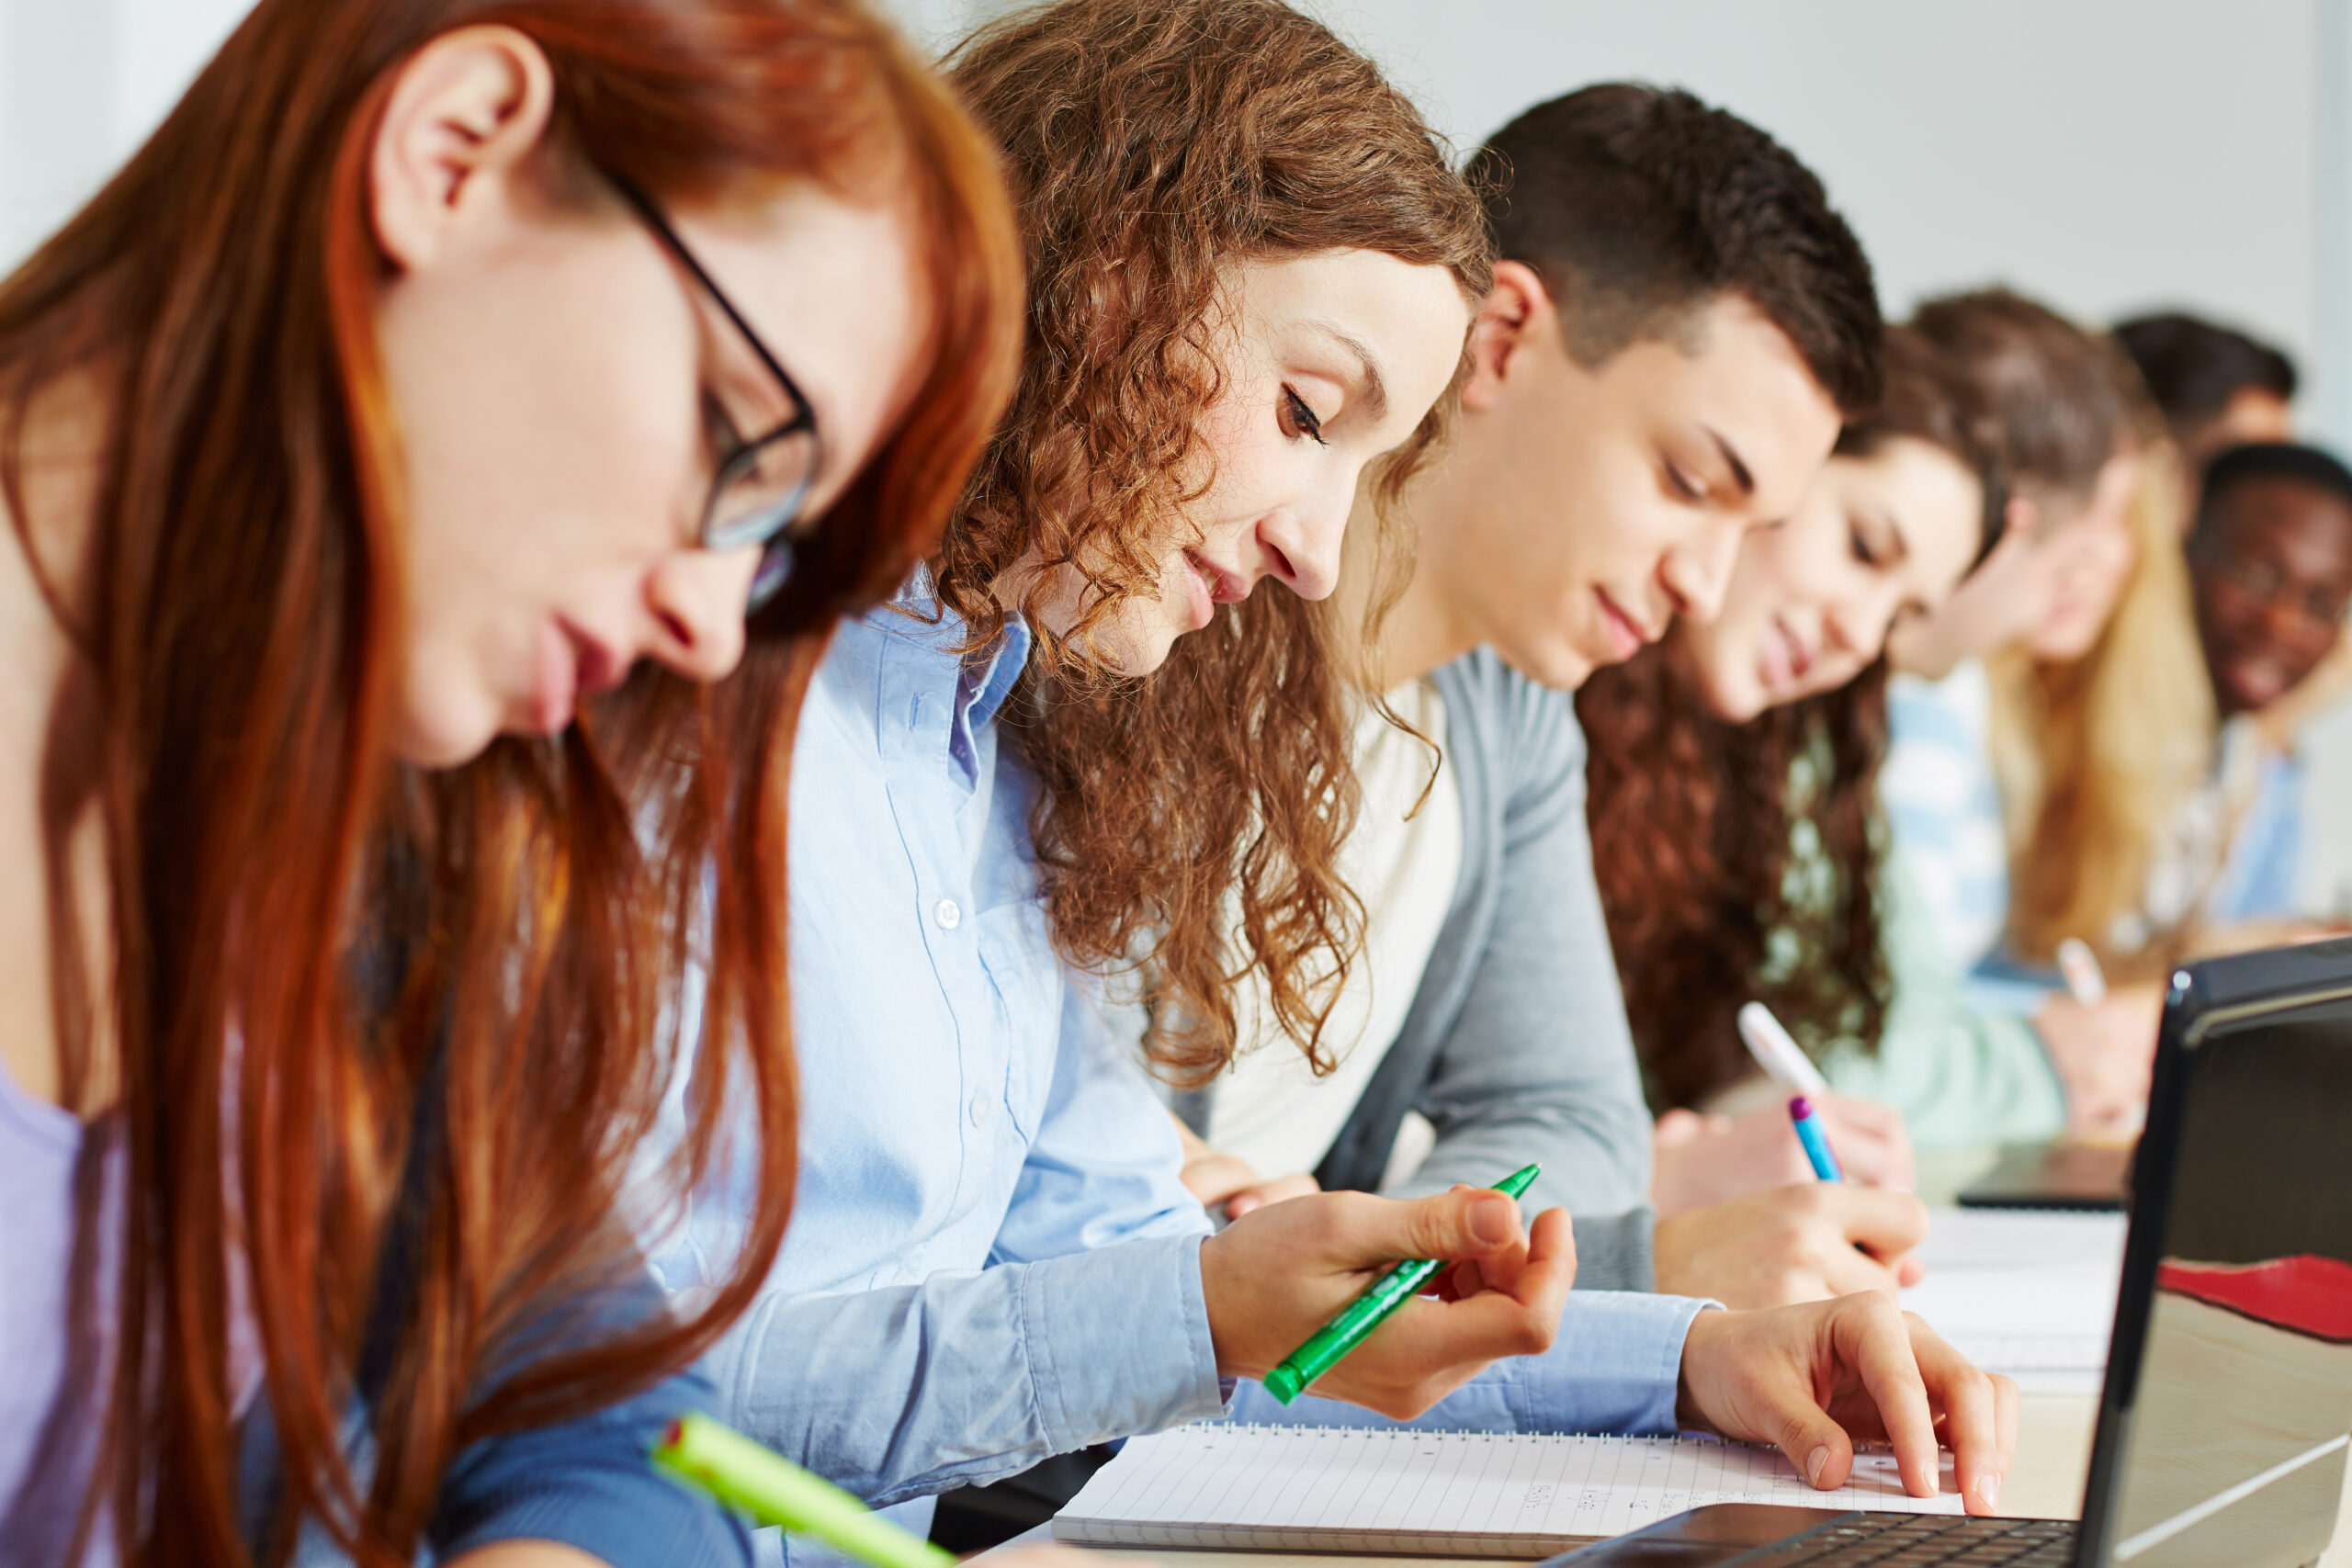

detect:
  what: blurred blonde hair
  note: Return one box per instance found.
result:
[1990,434,2215,970]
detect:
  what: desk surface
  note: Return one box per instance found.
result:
[1004,1145,2350,1564]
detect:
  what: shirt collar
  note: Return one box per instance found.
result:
[871,570,1033,756]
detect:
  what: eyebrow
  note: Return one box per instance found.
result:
[1305,320,1388,423]
[1702,426,1757,500]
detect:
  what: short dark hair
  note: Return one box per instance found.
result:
[2115,310,2298,424]
[1910,288,2140,505]
[1468,82,1883,416]
[2194,440,2352,547]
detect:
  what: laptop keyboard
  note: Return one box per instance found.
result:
[1751,1513,2077,1565]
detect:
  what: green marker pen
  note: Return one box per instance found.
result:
[1262,1162,1541,1404]
[653,1413,955,1568]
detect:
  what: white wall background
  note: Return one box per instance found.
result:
[4,0,2349,908]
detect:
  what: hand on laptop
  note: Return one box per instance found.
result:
[1652,1093,1914,1215]
[1172,1115,1321,1219]
[1676,1292,2018,1517]
[1655,1182,1929,1307]
[1198,1185,1577,1418]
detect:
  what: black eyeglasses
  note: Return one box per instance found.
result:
[607,173,824,614]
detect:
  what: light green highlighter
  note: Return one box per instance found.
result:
[1263,1161,1541,1404]
[654,1413,954,1568]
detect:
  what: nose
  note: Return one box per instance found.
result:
[2258,593,2318,646]
[1253,466,1359,602]
[1833,586,1902,660]
[1659,515,1748,624]
[641,546,757,683]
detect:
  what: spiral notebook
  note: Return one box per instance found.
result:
[1053,1423,1962,1557]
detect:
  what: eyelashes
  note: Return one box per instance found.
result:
[1282,386,1328,446]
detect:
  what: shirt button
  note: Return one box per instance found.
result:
[967,1092,993,1128]
[933,898,962,931]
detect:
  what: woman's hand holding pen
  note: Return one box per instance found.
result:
[2034,982,2162,1135]
[1655,1183,1930,1308]
[1197,1185,1577,1418]
[1652,1094,1914,1216]
[1676,1292,2019,1517]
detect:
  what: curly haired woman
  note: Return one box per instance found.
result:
[654,26,2019,1550]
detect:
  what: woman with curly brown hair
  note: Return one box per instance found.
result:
[650,0,1539,1542]
[655,37,2022,1544]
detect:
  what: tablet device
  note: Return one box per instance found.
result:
[1956,1141,2132,1211]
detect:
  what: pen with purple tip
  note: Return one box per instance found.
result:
[1787,1095,1844,1183]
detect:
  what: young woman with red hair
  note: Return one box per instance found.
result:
[0,1,1022,1563]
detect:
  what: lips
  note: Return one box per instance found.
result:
[1594,588,1661,663]
[532,618,628,736]
[1187,550,1250,605]
[1759,616,1815,691]
[531,619,579,736]
[2226,654,2289,708]
[564,619,628,698]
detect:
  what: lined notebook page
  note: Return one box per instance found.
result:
[1903,1207,2127,1394]
[1055,1424,1962,1556]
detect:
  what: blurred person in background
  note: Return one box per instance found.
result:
[2177,442,2352,931]
[2114,309,2296,467]
[1856,291,2184,1141]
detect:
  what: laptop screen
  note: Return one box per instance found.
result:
[2097,974,2352,1566]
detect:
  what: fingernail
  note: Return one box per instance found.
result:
[1469,1195,1515,1245]
[1805,1446,1831,1487]
[1976,1472,2003,1508]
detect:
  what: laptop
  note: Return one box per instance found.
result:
[1549,936,2352,1567]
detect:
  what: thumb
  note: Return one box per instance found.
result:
[1775,1395,1857,1494]
[1393,1187,1523,1263]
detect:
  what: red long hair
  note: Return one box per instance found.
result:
[0,3,1021,1562]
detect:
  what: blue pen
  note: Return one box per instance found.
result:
[1788,1095,1844,1182]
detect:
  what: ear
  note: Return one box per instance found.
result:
[1460,259,1555,414]
[370,25,559,274]
[2000,493,2040,547]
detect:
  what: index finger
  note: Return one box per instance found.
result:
[1837,1296,1943,1498]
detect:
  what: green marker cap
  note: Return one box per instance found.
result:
[1263,1162,1541,1404]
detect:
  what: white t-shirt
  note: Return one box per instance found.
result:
[1204,680,1464,1180]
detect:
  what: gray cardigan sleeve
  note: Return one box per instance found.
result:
[1385,659,1658,1291]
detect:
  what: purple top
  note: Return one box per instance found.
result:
[0,1069,112,1562]
[0,1061,746,1565]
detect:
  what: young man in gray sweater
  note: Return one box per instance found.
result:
[1173,83,1933,1309]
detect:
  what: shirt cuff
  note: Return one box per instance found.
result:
[1515,1291,1713,1436]
[1022,1230,1227,1454]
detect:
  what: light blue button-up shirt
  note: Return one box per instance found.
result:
[650,591,1707,1559]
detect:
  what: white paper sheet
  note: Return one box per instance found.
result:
[1902,1206,2128,1393]
[1055,1424,1962,1557]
